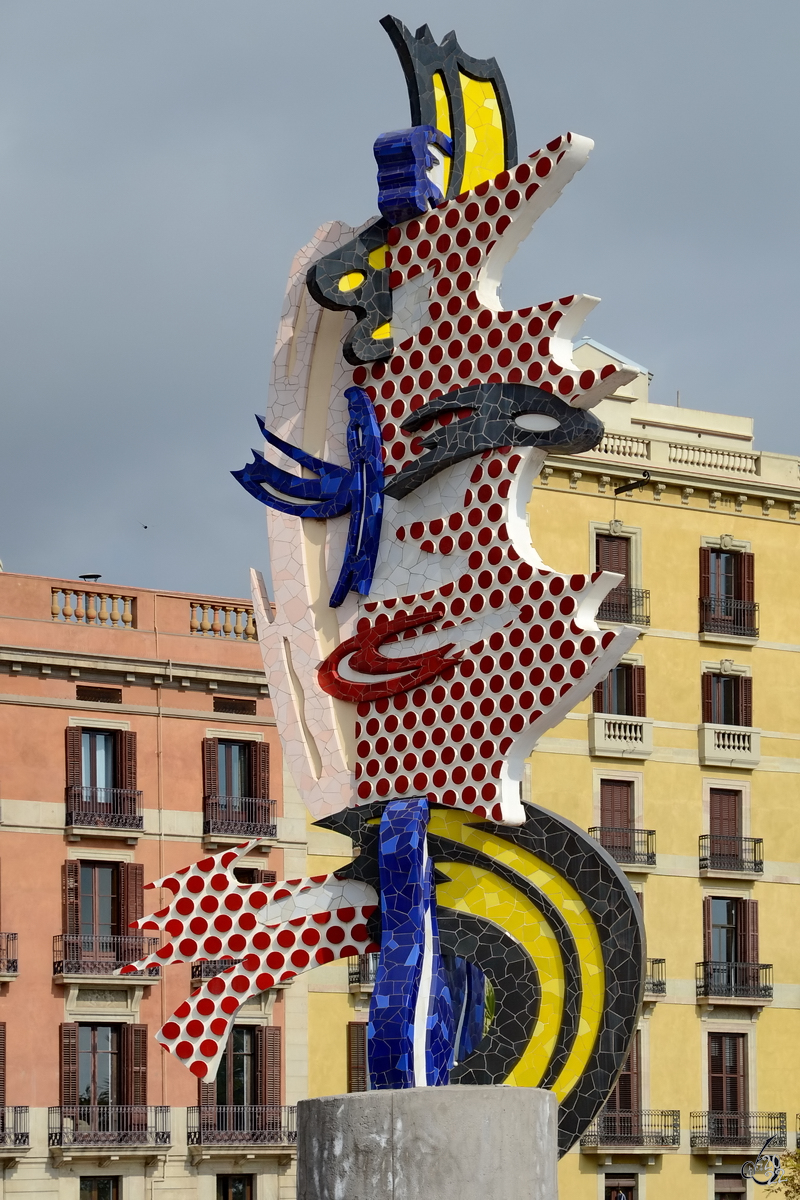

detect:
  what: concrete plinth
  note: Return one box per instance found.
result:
[297,1085,558,1200]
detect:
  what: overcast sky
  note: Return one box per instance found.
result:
[1,1,798,599]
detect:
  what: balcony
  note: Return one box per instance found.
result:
[348,952,379,994]
[695,961,773,1005]
[588,827,656,868]
[203,795,277,840]
[53,935,160,984]
[580,1109,680,1153]
[645,958,666,997]
[597,587,650,627]
[65,786,143,834]
[698,724,760,770]
[0,934,18,982]
[690,1111,786,1153]
[699,835,764,876]
[49,1106,170,1163]
[699,597,759,641]
[588,713,653,759]
[0,1107,30,1165]
[191,959,242,982]
[187,1105,296,1164]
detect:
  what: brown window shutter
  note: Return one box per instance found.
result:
[347,1022,368,1092]
[597,535,630,582]
[202,738,219,799]
[115,731,137,790]
[710,790,740,839]
[600,780,633,828]
[255,870,277,885]
[249,742,270,799]
[737,552,755,603]
[633,890,644,917]
[738,899,759,964]
[703,896,714,961]
[708,1033,724,1111]
[0,1022,6,1110]
[737,676,752,727]
[735,1034,747,1112]
[592,680,605,714]
[701,673,713,723]
[66,727,82,788]
[631,666,646,718]
[63,862,80,936]
[122,1024,148,1106]
[699,546,711,599]
[60,1023,79,1106]
[119,862,144,932]
[198,1078,217,1108]
[264,1025,281,1107]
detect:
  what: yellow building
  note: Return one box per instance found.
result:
[303,338,800,1200]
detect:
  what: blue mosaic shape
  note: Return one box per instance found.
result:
[233,386,383,608]
[374,125,453,226]
[445,956,486,1065]
[368,797,454,1088]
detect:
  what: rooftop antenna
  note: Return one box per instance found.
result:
[676,389,680,407]
[79,574,101,582]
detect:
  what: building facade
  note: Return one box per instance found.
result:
[0,573,349,1200]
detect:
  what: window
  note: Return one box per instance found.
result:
[80,1180,119,1200]
[702,674,752,727]
[80,864,118,939]
[709,789,741,860]
[607,1030,641,1113]
[596,536,630,622]
[701,898,763,998]
[593,664,646,716]
[347,1022,368,1092]
[233,867,276,885]
[217,1178,253,1200]
[76,685,122,704]
[604,1179,637,1200]
[78,1024,120,1106]
[202,739,270,801]
[714,1174,746,1199]
[61,1023,147,1109]
[63,861,144,939]
[700,547,757,636]
[82,730,116,790]
[708,1032,747,1113]
[600,779,634,829]
[65,727,139,825]
[217,1026,257,1107]
[214,696,257,716]
[199,1025,281,1110]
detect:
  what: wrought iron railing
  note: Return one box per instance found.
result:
[690,1111,785,1149]
[191,959,242,982]
[0,1108,29,1147]
[699,596,759,638]
[48,1106,171,1147]
[53,935,160,977]
[597,587,650,627]
[187,1105,297,1146]
[65,786,143,831]
[695,961,773,1001]
[645,958,666,996]
[348,953,380,986]
[588,827,656,867]
[203,796,276,838]
[0,934,18,975]
[580,1109,680,1148]
[699,835,764,874]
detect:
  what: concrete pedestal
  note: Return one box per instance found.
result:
[297,1085,558,1200]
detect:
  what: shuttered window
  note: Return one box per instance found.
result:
[121,1024,148,1106]
[62,861,143,936]
[202,740,270,800]
[60,1023,79,1106]
[600,780,634,829]
[65,728,137,790]
[347,1022,368,1092]
[0,1022,6,1110]
[597,536,631,583]
[593,665,646,717]
[203,1025,281,1107]
[700,548,755,602]
[709,1033,746,1112]
[606,1030,640,1112]
[710,790,741,840]
[702,675,753,727]
[703,897,759,963]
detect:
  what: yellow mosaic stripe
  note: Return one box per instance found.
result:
[435,860,564,1086]
[458,75,505,193]
[432,71,452,196]
[428,808,605,1101]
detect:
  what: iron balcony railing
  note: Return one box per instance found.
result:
[0,934,18,975]
[695,961,773,1001]
[580,1109,680,1148]
[347,953,380,987]
[53,935,160,977]
[187,1105,297,1146]
[203,795,277,839]
[699,835,764,874]
[191,959,242,982]
[0,1108,29,1148]
[588,826,656,867]
[597,587,650,627]
[65,786,143,831]
[699,596,759,639]
[690,1111,786,1149]
[645,958,666,996]
[48,1106,171,1147]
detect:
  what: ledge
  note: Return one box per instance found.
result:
[66,825,140,844]
[50,1145,170,1167]
[699,632,759,647]
[698,724,761,769]
[54,973,159,988]
[588,713,653,759]
[696,994,772,1009]
[188,1144,296,1166]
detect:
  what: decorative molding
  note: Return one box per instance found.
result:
[681,487,694,505]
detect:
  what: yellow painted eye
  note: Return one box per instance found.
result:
[371,322,392,340]
[338,271,365,293]
[368,244,389,270]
